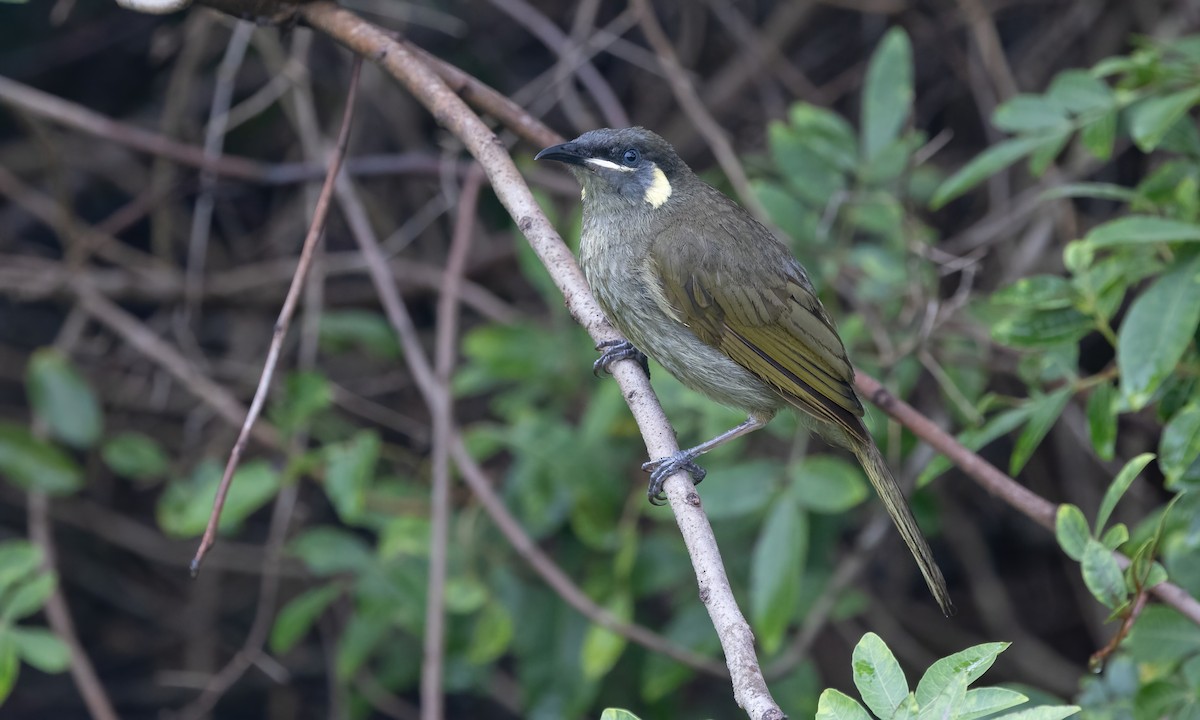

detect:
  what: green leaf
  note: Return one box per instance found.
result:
[1129,87,1200,152]
[1101,523,1128,550]
[919,405,1034,486]
[270,583,343,654]
[1040,182,1138,204]
[1055,504,1090,561]
[931,135,1053,209]
[990,276,1075,310]
[697,459,778,519]
[323,431,379,524]
[769,119,848,207]
[1080,111,1117,160]
[581,593,632,680]
[2,572,55,622]
[26,349,102,449]
[101,432,169,482]
[915,642,1009,705]
[1046,70,1114,114]
[789,456,868,513]
[0,423,83,495]
[994,707,1080,720]
[861,27,913,161]
[852,632,909,720]
[1125,605,1200,662]
[319,310,400,359]
[9,627,70,673]
[958,687,1029,720]
[467,600,514,665]
[0,542,41,591]
[287,527,373,576]
[0,636,18,706]
[993,95,1070,134]
[1161,403,1200,488]
[1010,387,1073,475]
[335,611,387,681]
[1096,453,1155,534]
[918,674,967,720]
[815,689,872,720]
[789,103,858,171]
[1084,216,1200,248]
[271,371,332,436]
[1117,254,1200,410]
[1081,538,1126,608]
[600,710,643,720]
[156,460,279,538]
[1086,383,1118,461]
[750,495,806,654]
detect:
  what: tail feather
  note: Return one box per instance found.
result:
[852,440,954,616]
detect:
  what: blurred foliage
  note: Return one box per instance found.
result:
[2,9,1200,720]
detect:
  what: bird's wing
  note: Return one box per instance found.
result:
[649,205,867,443]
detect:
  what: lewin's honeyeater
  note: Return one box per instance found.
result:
[536,127,952,615]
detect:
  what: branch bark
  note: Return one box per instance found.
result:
[297,3,783,717]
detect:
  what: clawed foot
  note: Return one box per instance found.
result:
[593,339,649,377]
[642,451,707,505]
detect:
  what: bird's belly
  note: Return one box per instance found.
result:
[581,247,781,415]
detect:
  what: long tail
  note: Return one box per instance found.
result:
[852,439,954,616]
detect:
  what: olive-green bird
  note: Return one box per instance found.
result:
[536,127,952,615]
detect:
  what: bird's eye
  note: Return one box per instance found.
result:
[622,148,640,166]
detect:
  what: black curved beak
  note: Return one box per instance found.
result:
[535,142,587,166]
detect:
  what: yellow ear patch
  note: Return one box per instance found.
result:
[644,165,672,208]
[580,186,586,200]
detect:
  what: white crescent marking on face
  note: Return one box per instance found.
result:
[584,157,636,172]
[644,165,673,208]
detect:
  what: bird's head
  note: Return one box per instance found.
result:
[535,127,688,210]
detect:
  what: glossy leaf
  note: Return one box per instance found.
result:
[287,527,374,576]
[9,627,69,673]
[1117,254,1200,409]
[1095,453,1155,534]
[750,495,806,654]
[994,707,1080,720]
[915,642,1008,706]
[918,674,967,720]
[993,95,1070,134]
[1125,605,1200,662]
[1086,383,1118,461]
[467,601,515,665]
[270,583,343,654]
[581,593,632,679]
[1055,504,1090,561]
[101,432,169,482]
[789,456,868,514]
[0,423,83,495]
[1082,538,1126,608]
[861,27,913,161]
[1084,216,1200,248]
[958,687,1029,720]
[0,636,18,706]
[1010,387,1073,476]
[815,689,872,720]
[26,349,102,449]
[1080,111,1117,160]
[852,632,909,720]
[323,431,379,524]
[1,572,55,622]
[1129,87,1200,152]
[1161,404,1200,488]
[156,460,279,538]
[599,711,642,720]
[931,135,1054,209]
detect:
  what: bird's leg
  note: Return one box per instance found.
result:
[594,339,650,377]
[643,414,769,504]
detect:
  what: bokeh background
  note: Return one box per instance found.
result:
[2,0,1200,718]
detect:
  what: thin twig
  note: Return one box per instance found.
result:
[189,57,363,575]
[422,164,485,720]
[185,20,255,317]
[855,371,1200,626]
[629,0,769,221]
[299,6,772,714]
